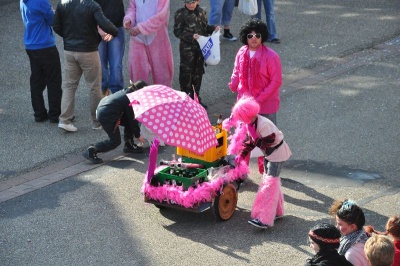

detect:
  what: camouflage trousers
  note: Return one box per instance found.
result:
[178,45,205,99]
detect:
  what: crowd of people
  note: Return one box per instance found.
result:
[303,200,399,266]
[20,1,398,265]
[19,0,283,159]
[19,0,264,127]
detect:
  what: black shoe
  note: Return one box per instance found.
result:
[35,116,48,122]
[49,118,59,123]
[222,32,237,41]
[248,219,269,229]
[123,141,144,153]
[269,38,281,44]
[82,146,103,164]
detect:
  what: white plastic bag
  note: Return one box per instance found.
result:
[196,31,221,65]
[238,0,258,16]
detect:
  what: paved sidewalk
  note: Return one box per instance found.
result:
[1,1,400,264]
[1,36,398,204]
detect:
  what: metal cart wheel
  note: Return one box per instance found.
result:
[213,183,238,221]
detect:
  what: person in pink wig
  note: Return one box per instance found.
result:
[229,18,283,175]
[123,0,173,87]
[229,96,291,229]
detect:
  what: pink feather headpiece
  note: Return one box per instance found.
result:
[231,96,260,124]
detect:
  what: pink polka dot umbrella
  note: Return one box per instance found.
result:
[127,85,218,154]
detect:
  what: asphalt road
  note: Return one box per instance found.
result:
[0,0,399,265]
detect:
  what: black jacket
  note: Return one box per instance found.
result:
[305,250,353,266]
[53,0,118,52]
[96,88,140,139]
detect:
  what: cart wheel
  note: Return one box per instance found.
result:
[213,184,238,221]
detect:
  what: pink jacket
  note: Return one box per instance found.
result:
[229,45,282,114]
[345,242,370,266]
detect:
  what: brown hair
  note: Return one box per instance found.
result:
[386,215,400,238]
[329,199,365,230]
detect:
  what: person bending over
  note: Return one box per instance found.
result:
[82,80,147,164]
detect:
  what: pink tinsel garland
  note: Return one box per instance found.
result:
[142,161,248,208]
[142,122,249,208]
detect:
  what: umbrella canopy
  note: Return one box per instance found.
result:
[127,85,218,154]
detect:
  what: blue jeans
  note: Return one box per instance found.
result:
[98,27,125,93]
[254,0,278,41]
[208,0,235,26]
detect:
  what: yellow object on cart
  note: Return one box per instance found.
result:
[177,127,227,163]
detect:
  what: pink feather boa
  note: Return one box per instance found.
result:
[223,119,247,156]
[142,122,249,208]
[142,161,248,208]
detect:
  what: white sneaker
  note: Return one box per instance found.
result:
[58,122,78,132]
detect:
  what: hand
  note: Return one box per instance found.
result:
[214,26,220,32]
[129,26,140,36]
[193,34,200,40]
[137,136,146,144]
[103,34,113,42]
[123,20,131,29]
[234,155,242,165]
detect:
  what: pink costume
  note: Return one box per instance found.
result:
[345,242,370,266]
[248,115,291,226]
[229,44,282,174]
[123,0,173,87]
[229,45,282,115]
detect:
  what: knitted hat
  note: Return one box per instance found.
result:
[308,223,341,251]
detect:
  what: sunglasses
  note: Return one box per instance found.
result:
[247,33,261,39]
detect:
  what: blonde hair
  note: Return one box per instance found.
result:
[364,234,395,266]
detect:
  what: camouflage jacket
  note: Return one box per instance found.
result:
[173,5,215,45]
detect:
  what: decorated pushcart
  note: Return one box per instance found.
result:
[127,85,248,221]
[143,128,248,220]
